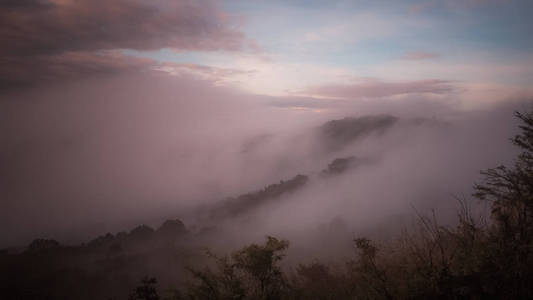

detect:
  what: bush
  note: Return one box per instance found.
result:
[185,236,289,300]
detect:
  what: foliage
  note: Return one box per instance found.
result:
[27,238,60,252]
[471,110,533,299]
[129,277,160,300]
[185,236,289,300]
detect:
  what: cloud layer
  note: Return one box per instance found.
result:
[399,51,440,60]
[304,79,455,99]
[0,0,254,89]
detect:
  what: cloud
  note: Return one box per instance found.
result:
[0,51,154,91]
[155,62,257,86]
[304,32,322,42]
[0,0,256,90]
[303,79,456,99]
[0,54,259,93]
[399,51,440,60]
[0,66,528,247]
[408,0,506,14]
[0,70,335,246]
[0,0,252,56]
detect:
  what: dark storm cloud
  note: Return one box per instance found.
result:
[0,0,255,89]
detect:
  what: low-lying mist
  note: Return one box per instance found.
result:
[0,71,527,251]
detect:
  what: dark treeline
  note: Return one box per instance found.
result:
[209,174,309,221]
[3,110,533,299]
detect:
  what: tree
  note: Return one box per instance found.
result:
[232,236,289,300]
[185,236,289,300]
[474,110,533,299]
[129,277,160,300]
[475,111,533,242]
[27,238,60,252]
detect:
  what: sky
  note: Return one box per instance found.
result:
[124,0,533,100]
[1,0,532,102]
[1,0,533,247]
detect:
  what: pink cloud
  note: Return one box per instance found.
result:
[409,0,505,14]
[400,51,441,60]
[0,52,260,92]
[155,62,257,85]
[0,0,253,56]
[408,1,436,14]
[0,51,155,91]
[0,0,258,90]
[305,79,455,99]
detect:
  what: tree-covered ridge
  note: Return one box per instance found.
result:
[210,175,309,220]
[318,115,398,152]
